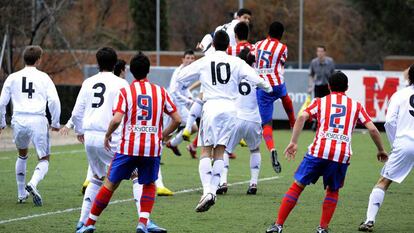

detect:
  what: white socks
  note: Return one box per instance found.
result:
[365,187,385,223]
[16,156,28,198]
[170,130,184,147]
[155,168,164,188]
[132,178,143,215]
[29,160,49,188]
[250,152,261,185]
[220,152,229,185]
[210,159,224,195]
[185,98,203,132]
[79,177,103,223]
[199,157,212,195]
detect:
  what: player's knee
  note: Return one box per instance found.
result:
[376,177,392,190]
[39,155,50,161]
[250,148,260,153]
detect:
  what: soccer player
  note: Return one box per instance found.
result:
[255,21,296,174]
[176,31,272,212]
[266,71,388,233]
[358,64,414,232]
[114,59,127,78]
[77,52,181,233]
[226,22,254,56]
[0,45,61,206]
[165,49,198,158]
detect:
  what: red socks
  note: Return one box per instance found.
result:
[139,183,157,225]
[281,95,296,128]
[263,125,275,151]
[276,182,304,225]
[320,189,339,229]
[85,186,113,226]
[192,135,198,148]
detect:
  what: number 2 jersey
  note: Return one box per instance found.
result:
[0,66,61,128]
[304,92,372,164]
[113,79,177,157]
[71,72,129,136]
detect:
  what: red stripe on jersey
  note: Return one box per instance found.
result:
[128,83,138,155]
[120,88,128,154]
[360,106,371,124]
[267,41,279,84]
[328,94,342,160]
[159,88,167,154]
[274,45,286,85]
[338,97,352,163]
[138,81,147,156]
[114,90,125,114]
[149,84,158,157]
[226,46,232,55]
[310,98,321,155]
[354,103,362,127]
[318,95,332,158]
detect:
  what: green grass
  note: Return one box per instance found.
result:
[0,130,413,233]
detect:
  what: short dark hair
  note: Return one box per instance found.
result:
[409,64,414,86]
[237,8,252,17]
[183,49,194,57]
[213,30,230,51]
[268,21,284,40]
[23,45,43,65]
[234,22,249,41]
[130,52,150,80]
[328,71,348,92]
[96,47,117,72]
[317,45,326,51]
[238,48,255,66]
[114,59,126,77]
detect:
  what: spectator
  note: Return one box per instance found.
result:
[308,45,335,98]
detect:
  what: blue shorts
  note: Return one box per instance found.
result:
[107,153,160,185]
[257,84,288,124]
[294,154,349,191]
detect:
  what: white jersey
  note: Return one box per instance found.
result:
[0,66,61,128]
[236,79,261,123]
[384,85,414,146]
[176,50,272,106]
[71,72,129,135]
[202,19,241,55]
[168,64,193,106]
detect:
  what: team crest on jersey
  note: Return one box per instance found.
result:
[128,125,158,134]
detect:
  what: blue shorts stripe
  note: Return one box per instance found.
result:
[284,194,298,202]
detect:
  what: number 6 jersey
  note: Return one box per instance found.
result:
[0,66,61,128]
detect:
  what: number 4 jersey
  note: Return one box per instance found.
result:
[304,92,372,164]
[0,66,61,128]
[71,72,129,135]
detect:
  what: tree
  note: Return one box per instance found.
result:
[129,0,169,50]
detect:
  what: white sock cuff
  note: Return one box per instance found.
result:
[140,212,150,218]
[90,177,103,187]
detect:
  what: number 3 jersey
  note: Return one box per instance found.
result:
[113,79,177,157]
[304,92,372,164]
[0,66,61,128]
[71,72,129,135]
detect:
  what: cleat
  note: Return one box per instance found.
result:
[195,193,216,212]
[266,223,283,233]
[25,183,43,206]
[358,221,374,232]
[239,139,248,147]
[136,223,149,233]
[147,220,167,233]
[17,191,29,204]
[81,180,90,195]
[316,226,329,233]
[76,225,96,233]
[157,187,174,196]
[186,144,197,159]
[246,184,257,195]
[271,150,282,173]
[76,221,84,231]
[228,153,237,159]
[216,183,228,195]
[182,129,191,141]
[166,142,182,156]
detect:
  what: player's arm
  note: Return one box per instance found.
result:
[0,78,11,132]
[59,116,74,136]
[189,80,201,91]
[162,90,181,141]
[46,77,61,131]
[71,84,87,136]
[284,111,310,161]
[384,94,399,146]
[104,112,124,151]
[175,58,202,85]
[365,121,388,162]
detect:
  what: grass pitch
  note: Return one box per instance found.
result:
[0,130,413,233]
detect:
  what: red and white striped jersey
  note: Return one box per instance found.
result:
[254,37,287,86]
[226,41,254,57]
[113,79,177,157]
[304,92,372,164]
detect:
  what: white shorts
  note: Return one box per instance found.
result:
[84,131,117,179]
[163,104,189,128]
[381,140,414,183]
[198,100,236,147]
[11,115,50,158]
[226,119,262,153]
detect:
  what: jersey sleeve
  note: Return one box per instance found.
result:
[163,89,177,115]
[71,83,88,134]
[175,59,201,86]
[113,88,127,114]
[304,98,319,119]
[357,103,372,125]
[384,93,399,145]
[46,76,61,128]
[0,77,11,128]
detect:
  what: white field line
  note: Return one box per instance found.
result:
[0,176,280,225]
